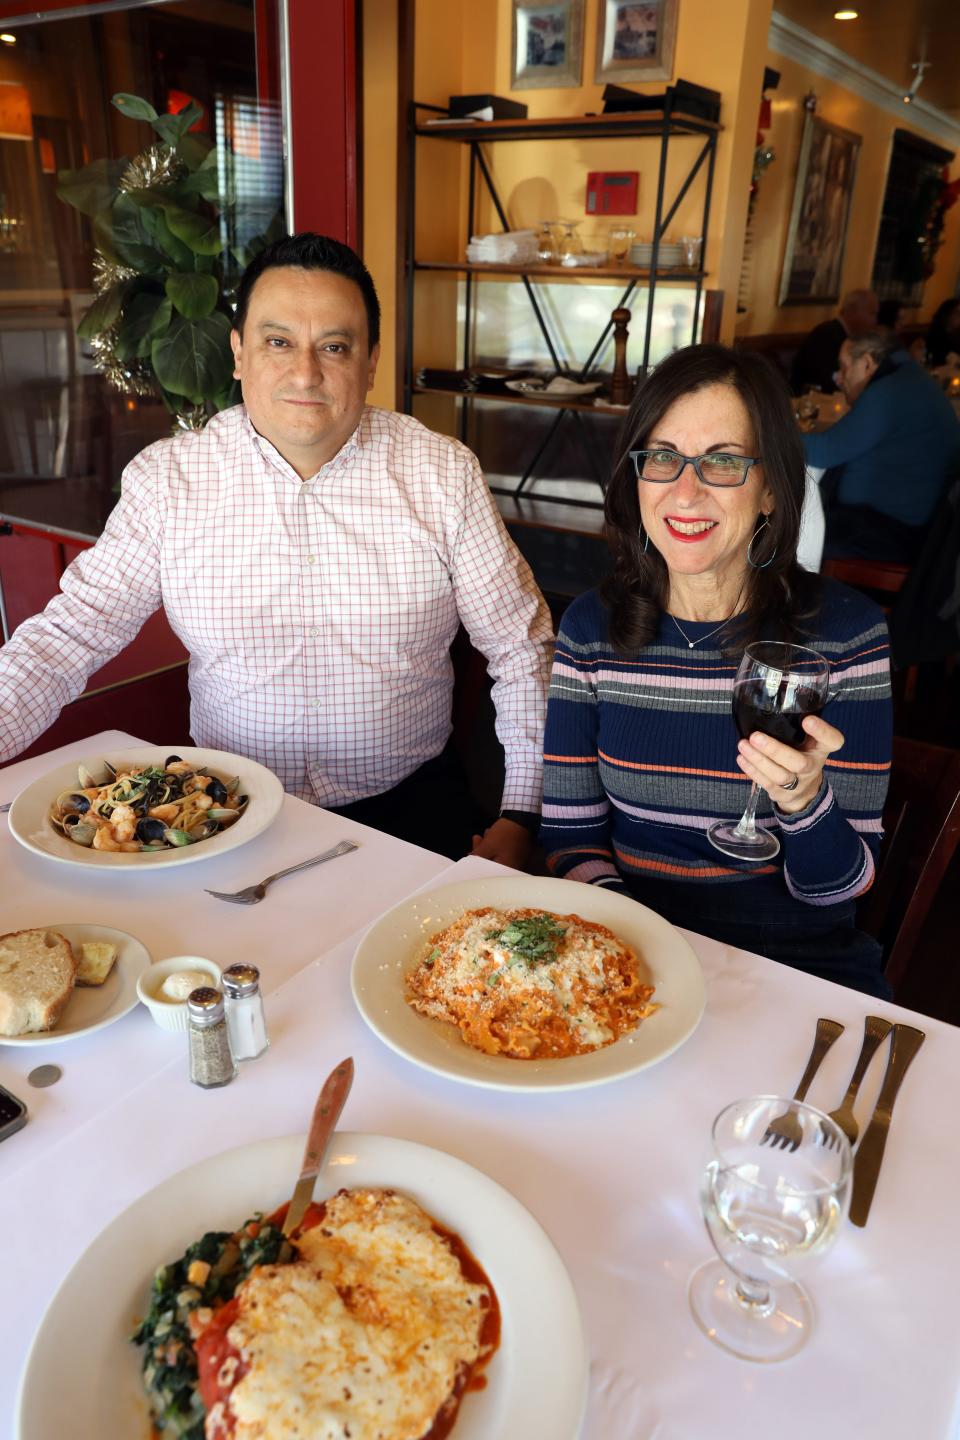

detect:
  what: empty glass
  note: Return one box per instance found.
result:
[609,226,635,265]
[689,1096,853,1363]
[535,220,557,264]
[556,219,583,266]
[679,235,703,269]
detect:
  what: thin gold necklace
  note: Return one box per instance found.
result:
[670,613,733,649]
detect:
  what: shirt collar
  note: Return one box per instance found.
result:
[240,405,369,483]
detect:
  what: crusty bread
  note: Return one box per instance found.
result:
[75,940,118,987]
[0,929,77,1036]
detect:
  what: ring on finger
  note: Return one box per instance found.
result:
[781,772,800,792]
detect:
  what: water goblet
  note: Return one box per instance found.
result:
[707,640,830,862]
[689,1096,853,1363]
[535,220,557,264]
[609,226,635,266]
[556,219,583,267]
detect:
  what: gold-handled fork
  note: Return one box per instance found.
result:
[817,1014,893,1149]
[761,1017,845,1150]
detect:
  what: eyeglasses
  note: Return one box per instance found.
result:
[629,449,761,488]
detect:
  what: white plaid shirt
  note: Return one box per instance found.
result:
[0,406,554,808]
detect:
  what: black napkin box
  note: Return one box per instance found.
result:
[602,79,720,123]
[448,93,528,121]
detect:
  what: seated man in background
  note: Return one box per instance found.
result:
[803,329,960,562]
[790,288,879,396]
[0,233,554,866]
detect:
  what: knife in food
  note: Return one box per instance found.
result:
[282,1056,355,1237]
[849,1024,925,1228]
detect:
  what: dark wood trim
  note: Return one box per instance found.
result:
[701,289,723,343]
[395,0,415,413]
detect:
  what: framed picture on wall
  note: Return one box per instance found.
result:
[779,112,862,305]
[595,0,678,84]
[511,0,584,90]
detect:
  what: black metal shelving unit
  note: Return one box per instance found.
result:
[402,100,720,509]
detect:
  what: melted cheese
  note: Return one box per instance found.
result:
[220,1189,491,1440]
[406,907,655,1059]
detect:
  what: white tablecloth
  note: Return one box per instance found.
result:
[2,733,958,1439]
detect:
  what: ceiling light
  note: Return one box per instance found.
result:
[0,34,17,45]
[834,9,858,19]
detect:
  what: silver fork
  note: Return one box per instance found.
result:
[761,1017,845,1150]
[818,1014,893,1149]
[204,840,358,904]
[0,802,11,813]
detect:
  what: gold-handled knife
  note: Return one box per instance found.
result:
[282,1056,355,1237]
[849,1024,925,1228]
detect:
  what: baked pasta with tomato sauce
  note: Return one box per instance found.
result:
[405,907,656,1059]
[133,1189,499,1440]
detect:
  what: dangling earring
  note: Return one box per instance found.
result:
[747,515,776,569]
[639,521,651,554]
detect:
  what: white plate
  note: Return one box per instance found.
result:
[15,1132,588,1440]
[505,378,602,397]
[8,745,284,870]
[352,874,706,1092]
[0,923,151,1046]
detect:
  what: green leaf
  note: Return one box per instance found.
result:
[161,203,222,256]
[77,282,129,340]
[99,194,167,273]
[176,133,215,171]
[151,311,233,403]
[112,93,159,122]
[166,272,218,319]
[56,158,128,218]
[114,291,172,360]
[149,207,196,269]
[179,151,222,202]
[152,102,204,148]
[211,379,241,412]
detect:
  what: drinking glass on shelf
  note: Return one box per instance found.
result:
[679,234,703,269]
[609,226,635,265]
[556,219,583,266]
[689,1096,852,1363]
[535,220,557,264]
[707,641,831,862]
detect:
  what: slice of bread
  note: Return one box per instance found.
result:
[0,929,77,1036]
[75,940,118,987]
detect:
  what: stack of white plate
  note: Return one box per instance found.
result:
[629,241,684,269]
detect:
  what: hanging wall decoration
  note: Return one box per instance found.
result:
[511,0,584,90]
[779,111,861,305]
[595,0,678,84]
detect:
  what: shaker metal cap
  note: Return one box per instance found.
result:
[187,986,225,1023]
[222,963,260,997]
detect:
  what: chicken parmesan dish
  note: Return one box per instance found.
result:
[405,907,656,1059]
[133,1188,499,1440]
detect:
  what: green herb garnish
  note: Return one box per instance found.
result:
[485,914,568,968]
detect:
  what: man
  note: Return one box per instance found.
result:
[790,288,879,396]
[0,234,553,866]
[804,329,960,562]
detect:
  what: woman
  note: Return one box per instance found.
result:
[540,344,893,997]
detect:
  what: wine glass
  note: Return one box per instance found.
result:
[707,641,830,862]
[689,1096,853,1363]
[609,226,635,266]
[535,220,557,264]
[556,219,583,267]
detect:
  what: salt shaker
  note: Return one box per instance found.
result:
[187,987,237,1088]
[221,964,269,1061]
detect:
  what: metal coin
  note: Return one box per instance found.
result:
[27,1064,62,1088]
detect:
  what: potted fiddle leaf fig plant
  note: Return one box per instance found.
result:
[58,91,282,429]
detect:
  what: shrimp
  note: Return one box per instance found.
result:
[148,803,179,821]
[92,827,123,852]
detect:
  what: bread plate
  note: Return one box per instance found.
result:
[15,1132,588,1440]
[8,745,284,870]
[0,923,150,1047]
[351,874,706,1092]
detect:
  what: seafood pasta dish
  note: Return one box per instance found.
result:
[134,1188,499,1440]
[48,756,248,854]
[405,907,656,1059]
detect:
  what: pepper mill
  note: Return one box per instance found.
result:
[610,307,633,406]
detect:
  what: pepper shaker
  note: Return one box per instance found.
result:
[221,964,269,1061]
[187,987,237,1088]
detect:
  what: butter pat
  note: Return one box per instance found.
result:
[161,970,210,1002]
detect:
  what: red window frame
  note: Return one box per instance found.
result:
[0,0,360,243]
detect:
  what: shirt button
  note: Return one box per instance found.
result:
[312,699,322,708]
[309,627,320,637]
[306,555,317,565]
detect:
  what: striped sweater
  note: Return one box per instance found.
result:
[541,580,892,928]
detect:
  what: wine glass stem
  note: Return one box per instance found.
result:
[732,782,763,839]
[734,1277,774,1313]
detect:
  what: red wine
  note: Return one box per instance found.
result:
[733,678,823,748]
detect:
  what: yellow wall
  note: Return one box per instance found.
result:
[741,50,960,335]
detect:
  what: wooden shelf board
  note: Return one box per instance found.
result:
[415,260,705,281]
[412,384,629,416]
[494,492,607,538]
[416,111,720,142]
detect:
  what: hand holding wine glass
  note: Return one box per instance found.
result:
[708,641,833,862]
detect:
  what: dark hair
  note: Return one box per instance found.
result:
[846,329,897,367]
[876,298,901,329]
[232,232,381,351]
[601,343,820,654]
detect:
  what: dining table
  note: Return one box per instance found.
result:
[2,728,959,1440]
